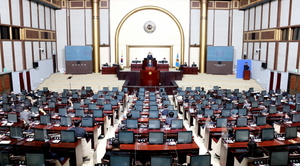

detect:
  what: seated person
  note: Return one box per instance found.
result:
[238,140,264,162]
[102,139,130,163]
[147,60,154,67]
[244,62,250,70]
[103,63,109,67]
[161,105,169,116]
[165,112,176,125]
[191,62,197,67]
[132,58,139,64]
[122,113,132,125]
[69,120,88,140]
[161,58,168,64]
[41,142,64,163]
[183,62,188,66]
[147,52,153,60]
[184,96,189,103]
[20,109,35,124]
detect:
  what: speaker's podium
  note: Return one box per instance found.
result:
[140,59,160,86]
[243,70,250,80]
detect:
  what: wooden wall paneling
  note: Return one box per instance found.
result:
[19,72,24,91]
[26,71,31,91]
[276,73,281,91]
[0,77,3,93]
[269,71,274,91]
[288,74,297,94]
[3,74,11,93]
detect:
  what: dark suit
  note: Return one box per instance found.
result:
[191,64,197,67]
[147,54,153,60]
[244,65,249,70]
[69,127,88,139]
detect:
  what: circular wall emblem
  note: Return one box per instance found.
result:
[144,21,156,34]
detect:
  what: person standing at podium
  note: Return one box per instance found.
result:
[244,62,250,70]
[147,52,153,60]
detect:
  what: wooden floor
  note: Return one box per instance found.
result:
[37,69,263,93]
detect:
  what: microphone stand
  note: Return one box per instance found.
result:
[67,76,73,90]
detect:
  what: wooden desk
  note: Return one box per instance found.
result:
[106,141,199,164]
[102,66,118,74]
[115,127,186,136]
[157,64,169,71]
[32,124,99,150]
[220,137,300,166]
[17,139,83,166]
[204,124,273,151]
[131,64,143,71]
[182,67,198,75]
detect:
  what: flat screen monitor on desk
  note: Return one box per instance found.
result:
[58,108,67,116]
[118,131,134,144]
[261,128,274,141]
[148,119,161,129]
[251,101,258,108]
[60,116,72,126]
[25,153,45,166]
[89,103,97,110]
[285,126,297,139]
[270,150,289,166]
[269,105,277,114]
[40,115,51,125]
[135,105,143,111]
[282,105,291,113]
[7,113,18,123]
[135,100,143,106]
[10,126,23,139]
[34,129,48,141]
[150,105,158,110]
[149,132,164,144]
[221,109,231,117]
[149,110,159,118]
[238,108,247,116]
[204,109,214,118]
[216,118,228,128]
[126,119,138,129]
[93,109,103,118]
[48,101,56,108]
[296,104,300,112]
[238,97,244,104]
[149,100,157,105]
[171,119,183,129]
[73,103,81,109]
[211,104,218,110]
[0,152,9,166]
[150,156,172,166]
[81,117,93,127]
[103,104,112,111]
[236,117,248,127]
[31,106,39,114]
[190,155,211,166]
[61,130,76,143]
[130,110,141,118]
[2,104,10,112]
[235,129,249,142]
[177,131,192,144]
[256,116,267,126]
[75,109,84,117]
[292,113,300,123]
[110,155,131,166]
